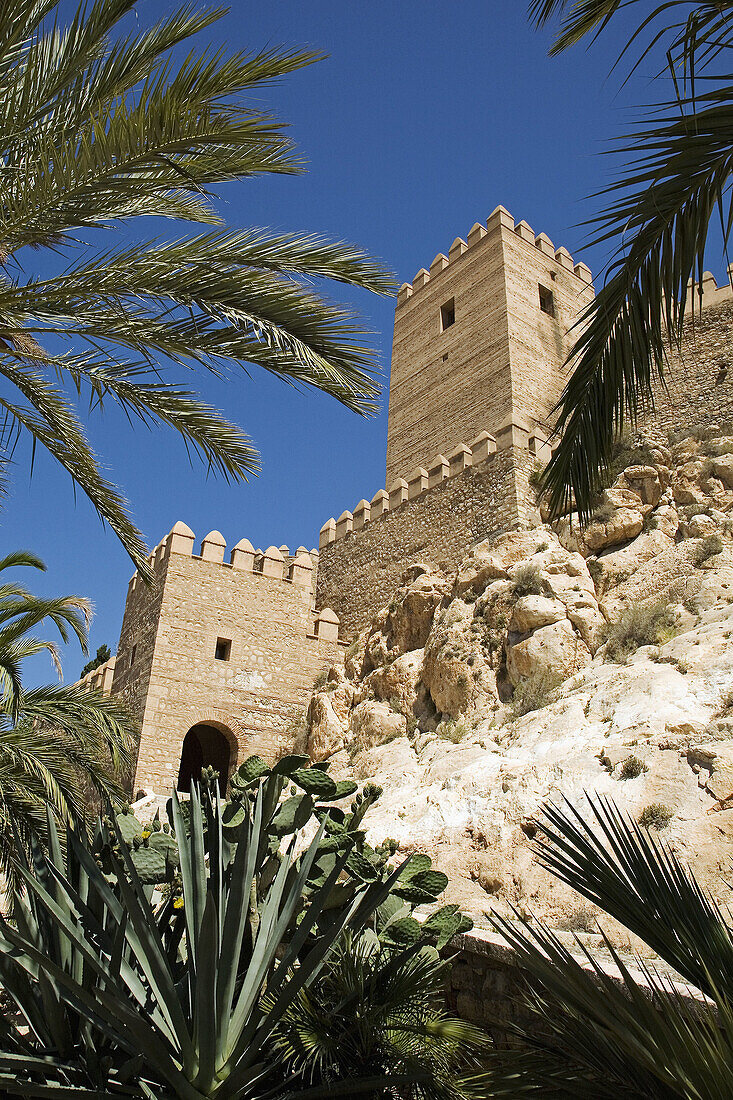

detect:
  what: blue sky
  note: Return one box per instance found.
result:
[8,1,717,685]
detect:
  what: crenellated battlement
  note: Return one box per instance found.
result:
[683,268,733,315]
[396,205,593,309]
[77,655,116,694]
[319,419,552,550]
[127,521,321,597]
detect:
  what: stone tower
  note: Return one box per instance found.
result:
[385,205,595,486]
[87,522,343,796]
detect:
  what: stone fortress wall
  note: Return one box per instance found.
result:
[80,521,344,794]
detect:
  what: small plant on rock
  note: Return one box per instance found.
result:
[695,532,724,564]
[601,600,677,663]
[619,755,648,780]
[639,802,674,830]
[510,669,563,717]
[436,717,472,743]
[512,562,544,598]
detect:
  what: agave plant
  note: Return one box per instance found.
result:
[0,757,478,1097]
[0,2,394,576]
[489,795,733,1097]
[528,1,733,520]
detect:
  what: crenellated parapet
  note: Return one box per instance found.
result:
[683,268,733,315]
[396,205,593,309]
[125,523,337,641]
[319,421,553,550]
[77,655,116,695]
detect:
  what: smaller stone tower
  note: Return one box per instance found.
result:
[386,205,595,486]
[107,522,343,795]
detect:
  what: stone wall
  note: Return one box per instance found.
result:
[446,926,697,1045]
[640,296,733,441]
[317,443,541,637]
[110,523,344,795]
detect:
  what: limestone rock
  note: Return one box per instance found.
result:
[509,594,566,634]
[593,529,675,591]
[583,508,645,553]
[388,568,451,653]
[506,618,592,686]
[307,692,346,760]
[349,700,406,752]
[422,601,493,717]
[712,453,733,488]
[622,465,663,507]
[365,650,423,714]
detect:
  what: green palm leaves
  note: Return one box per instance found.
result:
[490,796,733,1097]
[271,930,486,1100]
[0,2,394,575]
[528,2,733,519]
[0,549,134,884]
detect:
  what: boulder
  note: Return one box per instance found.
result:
[365,650,423,714]
[712,453,733,488]
[506,618,592,686]
[422,601,496,717]
[307,693,346,760]
[593,529,675,590]
[349,700,406,752]
[509,594,566,634]
[388,569,450,653]
[583,508,645,553]
[622,465,663,507]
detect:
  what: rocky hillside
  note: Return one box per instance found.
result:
[302,430,733,939]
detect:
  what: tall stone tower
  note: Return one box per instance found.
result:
[385,205,595,485]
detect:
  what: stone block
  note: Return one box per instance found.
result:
[335,510,353,541]
[319,519,336,549]
[514,220,535,244]
[200,530,226,563]
[371,489,389,518]
[230,538,255,571]
[389,478,408,509]
[407,466,429,499]
[396,283,413,307]
[430,253,449,276]
[412,268,430,290]
[470,431,496,465]
[166,520,195,556]
[467,222,487,247]
[487,205,514,231]
[315,607,340,643]
[448,237,468,261]
[428,454,449,489]
[353,499,371,531]
[534,232,554,256]
[448,444,472,476]
[554,246,574,270]
[261,545,285,579]
[291,551,314,587]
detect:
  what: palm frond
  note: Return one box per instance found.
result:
[0,1,392,574]
[541,80,733,518]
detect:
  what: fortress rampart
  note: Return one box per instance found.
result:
[96,522,343,794]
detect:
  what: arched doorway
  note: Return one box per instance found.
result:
[177,723,232,796]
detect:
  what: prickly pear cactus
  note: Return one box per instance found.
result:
[112,808,179,885]
[109,755,472,946]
